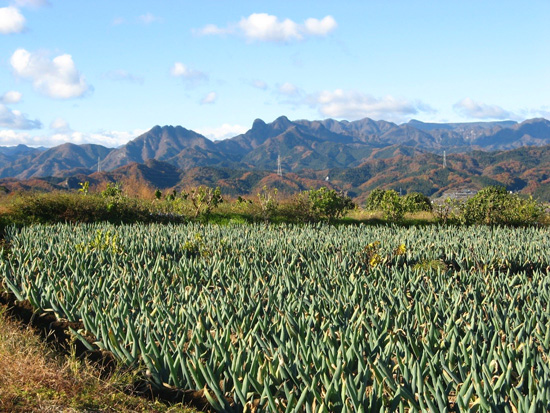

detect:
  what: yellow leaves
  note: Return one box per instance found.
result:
[369,254,382,267]
[394,243,407,256]
[361,241,407,271]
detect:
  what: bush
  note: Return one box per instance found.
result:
[186,186,223,218]
[433,198,463,224]
[402,192,432,213]
[7,192,158,225]
[257,186,279,221]
[380,190,405,221]
[278,193,316,223]
[461,186,545,225]
[306,187,354,222]
[365,189,386,211]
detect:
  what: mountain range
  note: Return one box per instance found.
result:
[1,116,550,201]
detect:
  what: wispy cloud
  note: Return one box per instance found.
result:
[0,103,42,129]
[0,6,26,34]
[49,117,71,133]
[111,13,162,26]
[170,62,208,86]
[453,98,515,120]
[12,0,50,8]
[112,17,125,26]
[138,13,161,25]
[47,127,146,147]
[251,79,268,90]
[272,84,433,122]
[44,120,145,147]
[310,89,433,122]
[200,91,217,104]
[278,82,301,97]
[0,121,147,147]
[10,49,92,99]
[195,13,337,43]
[104,69,144,84]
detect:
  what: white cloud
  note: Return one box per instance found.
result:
[197,124,248,140]
[170,62,207,85]
[49,117,70,132]
[112,17,125,26]
[453,98,515,120]
[195,23,231,36]
[10,49,91,99]
[66,129,146,147]
[201,91,217,104]
[303,16,337,36]
[0,129,32,146]
[239,13,301,42]
[309,89,433,122]
[13,0,49,8]
[45,119,144,147]
[104,69,144,84]
[251,79,267,90]
[0,6,26,34]
[278,82,300,96]
[138,13,161,25]
[195,13,337,43]
[1,91,22,104]
[0,125,146,147]
[527,107,550,119]
[0,103,41,129]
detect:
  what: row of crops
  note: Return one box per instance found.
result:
[1,223,550,411]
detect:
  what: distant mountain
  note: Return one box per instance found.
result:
[0,143,112,180]
[0,144,45,163]
[2,116,550,181]
[100,125,229,171]
[474,118,550,150]
[4,143,550,202]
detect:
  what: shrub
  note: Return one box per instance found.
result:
[402,192,432,213]
[461,186,545,225]
[306,187,354,222]
[364,189,386,211]
[7,192,156,225]
[433,198,463,224]
[185,186,223,218]
[380,190,405,221]
[257,186,279,221]
[101,182,123,198]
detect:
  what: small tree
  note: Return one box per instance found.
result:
[380,190,405,221]
[101,182,122,198]
[186,186,223,218]
[462,186,544,225]
[307,187,354,222]
[402,192,432,213]
[257,186,278,221]
[365,189,386,211]
[433,198,463,224]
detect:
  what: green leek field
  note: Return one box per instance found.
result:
[1,222,550,411]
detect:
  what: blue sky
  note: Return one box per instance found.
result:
[1,0,549,147]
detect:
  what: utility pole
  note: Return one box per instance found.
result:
[443,150,447,168]
[98,156,101,173]
[277,155,282,177]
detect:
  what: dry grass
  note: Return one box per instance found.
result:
[0,306,197,413]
